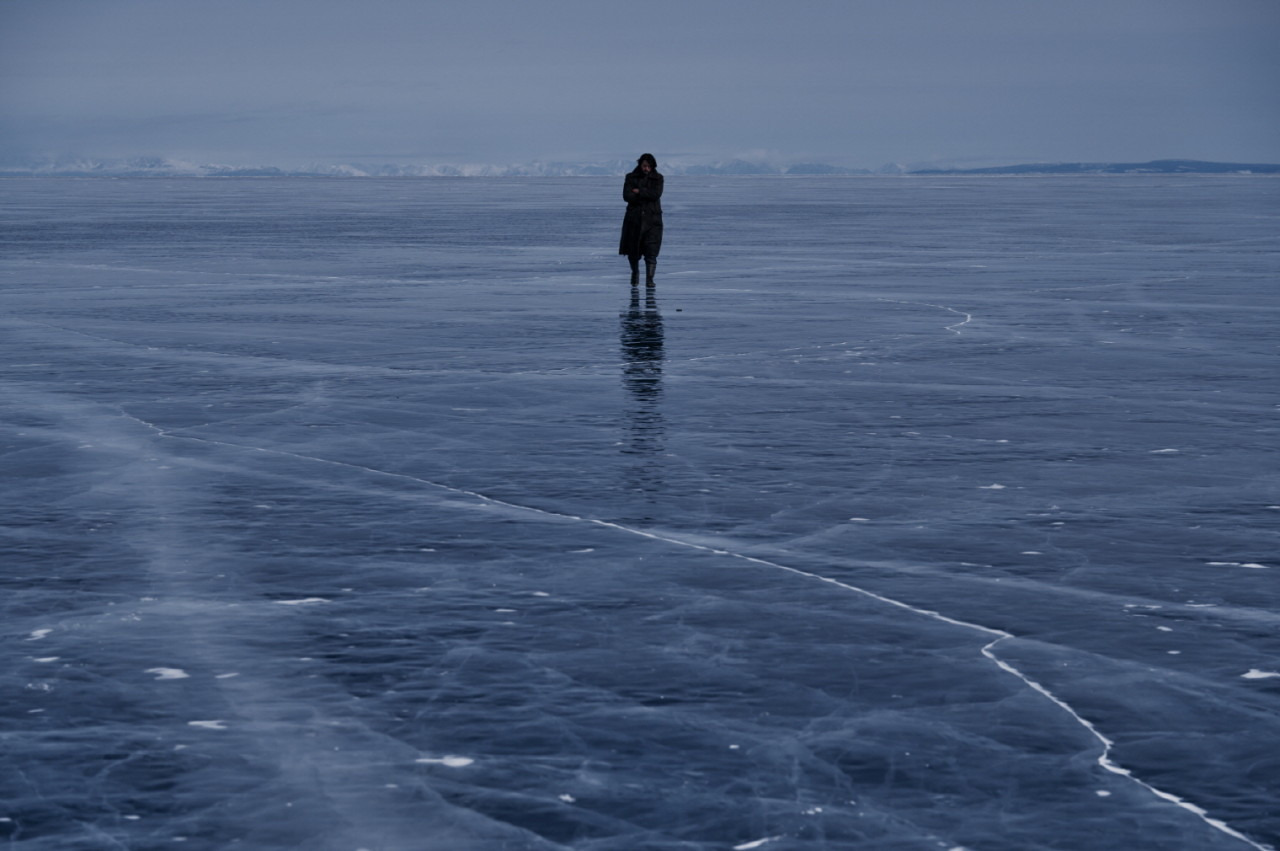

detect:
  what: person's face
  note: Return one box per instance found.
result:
[640,161,652,174]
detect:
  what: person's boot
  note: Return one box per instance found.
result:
[628,256,640,287]
[644,257,657,288]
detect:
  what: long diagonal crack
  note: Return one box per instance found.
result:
[127,412,1272,851]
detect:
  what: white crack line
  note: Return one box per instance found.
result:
[877,298,974,335]
[127,413,1270,851]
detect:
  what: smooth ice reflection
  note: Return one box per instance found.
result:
[620,290,666,490]
[1,176,1278,851]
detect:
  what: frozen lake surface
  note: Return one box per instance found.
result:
[1,175,1278,850]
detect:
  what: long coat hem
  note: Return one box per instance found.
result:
[619,171,664,258]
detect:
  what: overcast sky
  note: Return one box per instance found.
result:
[2,0,1277,168]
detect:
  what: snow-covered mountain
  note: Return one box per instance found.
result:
[0,155,866,177]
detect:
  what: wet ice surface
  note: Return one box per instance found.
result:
[1,175,1278,851]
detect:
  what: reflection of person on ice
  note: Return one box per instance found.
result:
[619,153,664,288]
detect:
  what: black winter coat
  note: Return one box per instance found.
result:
[618,171,663,257]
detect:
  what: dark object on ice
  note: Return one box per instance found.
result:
[620,153,663,286]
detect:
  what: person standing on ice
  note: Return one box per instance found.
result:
[619,153,664,288]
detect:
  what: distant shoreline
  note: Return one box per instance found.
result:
[2,158,1278,179]
[907,159,1280,176]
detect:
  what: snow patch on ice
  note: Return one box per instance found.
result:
[274,597,330,605]
[415,755,474,767]
[146,668,190,680]
[1242,670,1280,680]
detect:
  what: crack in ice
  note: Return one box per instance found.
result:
[876,298,973,335]
[125,414,1270,851]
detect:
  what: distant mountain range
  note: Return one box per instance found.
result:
[1,156,1276,178]
[908,159,1280,175]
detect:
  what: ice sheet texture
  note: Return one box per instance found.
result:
[2,176,1278,851]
